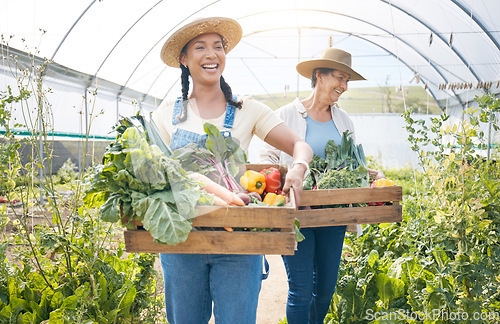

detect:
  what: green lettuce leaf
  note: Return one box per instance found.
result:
[83,114,212,245]
[138,194,192,245]
[99,193,122,223]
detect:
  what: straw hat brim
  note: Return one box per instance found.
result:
[160,17,242,68]
[296,58,365,81]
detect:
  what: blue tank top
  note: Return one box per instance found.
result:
[305,116,341,159]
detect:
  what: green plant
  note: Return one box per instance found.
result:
[330,94,500,323]
[55,158,78,184]
[303,130,369,191]
[0,86,29,195]
[0,38,165,323]
[83,116,212,246]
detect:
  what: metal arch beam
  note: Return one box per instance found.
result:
[349,36,441,109]
[239,8,466,109]
[450,0,500,52]
[158,32,445,112]
[145,65,169,97]
[43,1,486,111]
[120,0,221,93]
[160,76,181,102]
[151,22,457,110]
[241,26,443,110]
[241,9,467,83]
[90,0,165,98]
[127,5,467,108]
[378,0,481,83]
[93,0,165,77]
[148,7,465,109]
[50,0,97,61]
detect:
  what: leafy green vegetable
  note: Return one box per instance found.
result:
[294,218,305,242]
[304,130,369,191]
[316,168,369,190]
[83,115,212,245]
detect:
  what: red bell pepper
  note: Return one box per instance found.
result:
[259,167,282,194]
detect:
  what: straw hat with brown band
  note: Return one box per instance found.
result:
[296,48,366,81]
[160,17,242,68]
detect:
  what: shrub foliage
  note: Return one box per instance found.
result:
[327,94,500,323]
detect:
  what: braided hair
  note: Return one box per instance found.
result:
[176,63,242,123]
[220,76,242,109]
[177,64,190,123]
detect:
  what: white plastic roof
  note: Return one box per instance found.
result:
[1,0,500,112]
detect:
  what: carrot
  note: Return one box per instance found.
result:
[189,172,245,206]
[224,227,234,232]
[213,196,228,206]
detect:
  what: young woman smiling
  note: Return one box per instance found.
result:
[152,17,312,323]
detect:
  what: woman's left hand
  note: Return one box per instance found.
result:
[371,169,386,180]
[367,167,385,180]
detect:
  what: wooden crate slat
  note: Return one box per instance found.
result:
[124,229,296,255]
[193,207,294,229]
[296,204,402,227]
[123,205,295,229]
[300,186,402,206]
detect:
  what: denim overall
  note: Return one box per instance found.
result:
[160,98,267,324]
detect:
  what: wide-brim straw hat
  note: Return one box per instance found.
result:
[160,17,242,68]
[296,48,366,81]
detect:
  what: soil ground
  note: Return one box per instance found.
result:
[254,255,288,323]
[208,255,288,324]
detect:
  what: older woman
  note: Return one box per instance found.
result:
[152,17,312,323]
[260,47,385,324]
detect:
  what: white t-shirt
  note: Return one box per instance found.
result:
[152,96,283,154]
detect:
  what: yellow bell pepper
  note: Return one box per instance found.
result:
[240,170,266,195]
[373,178,394,187]
[263,192,286,206]
[369,178,395,206]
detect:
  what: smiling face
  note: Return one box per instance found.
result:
[317,69,350,104]
[180,33,226,86]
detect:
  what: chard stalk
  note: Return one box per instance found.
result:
[188,151,242,192]
[224,159,243,192]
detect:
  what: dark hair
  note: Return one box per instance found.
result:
[310,68,335,88]
[176,46,242,123]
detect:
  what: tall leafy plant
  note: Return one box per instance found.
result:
[327,94,500,323]
[0,38,165,323]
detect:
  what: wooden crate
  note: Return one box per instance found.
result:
[123,164,297,255]
[296,186,402,228]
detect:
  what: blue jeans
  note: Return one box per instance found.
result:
[282,226,346,324]
[160,253,263,324]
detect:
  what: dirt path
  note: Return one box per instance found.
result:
[255,255,288,323]
[208,254,288,323]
